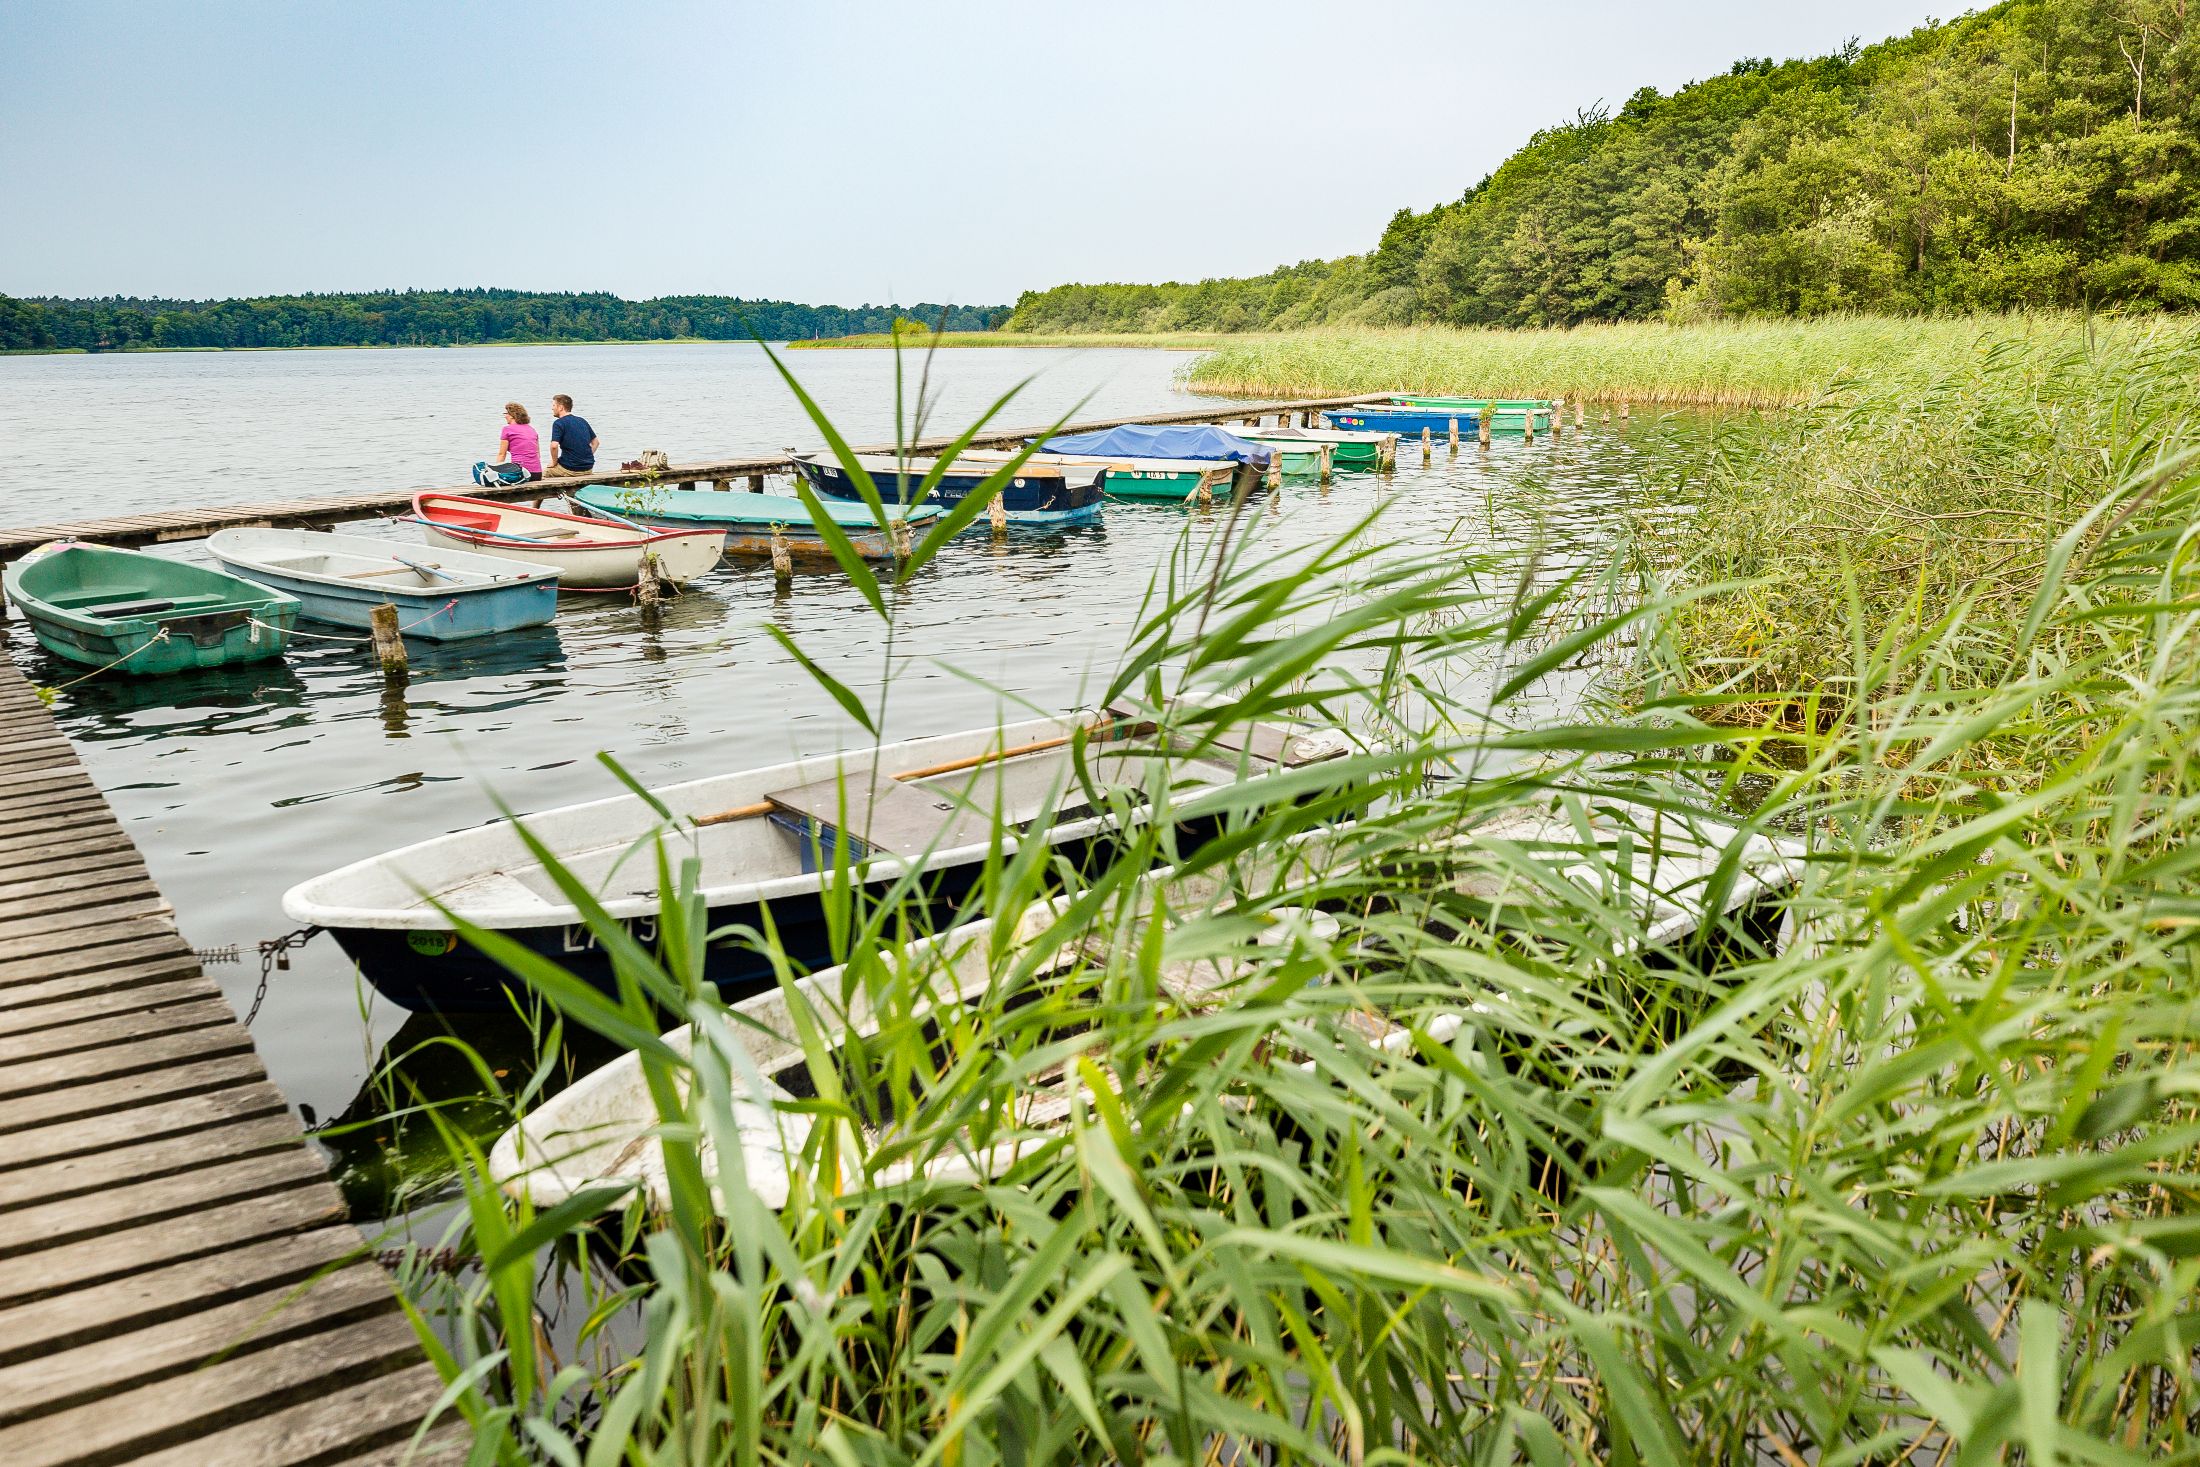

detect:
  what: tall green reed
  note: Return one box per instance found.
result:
[383,341,2200,1464]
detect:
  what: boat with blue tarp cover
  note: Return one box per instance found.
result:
[207,527,559,642]
[1326,399,1554,436]
[792,452,1105,527]
[1028,425,1280,501]
[569,484,942,562]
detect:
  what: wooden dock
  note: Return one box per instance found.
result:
[0,396,1372,559]
[0,658,459,1464]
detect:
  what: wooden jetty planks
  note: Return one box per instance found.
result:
[0,656,456,1462]
[0,395,1374,558]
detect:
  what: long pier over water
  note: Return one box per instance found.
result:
[0,396,1371,560]
[0,659,459,1465]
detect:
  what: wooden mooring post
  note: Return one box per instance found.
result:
[770,526,793,586]
[369,602,407,675]
[1421,426,1433,466]
[1447,416,1460,453]
[748,473,765,492]
[1478,406,1493,448]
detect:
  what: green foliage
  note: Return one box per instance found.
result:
[0,294,55,350]
[1007,0,2200,330]
[6,289,1008,352]
[385,339,2200,1460]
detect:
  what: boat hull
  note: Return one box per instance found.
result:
[319,820,1201,1012]
[3,545,298,675]
[207,530,559,643]
[578,500,903,562]
[408,494,725,590]
[795,457,1105,528]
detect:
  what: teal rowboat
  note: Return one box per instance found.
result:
[570,485,942,562]
[3,542,298,675]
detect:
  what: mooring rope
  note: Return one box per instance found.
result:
[246,599,460,643]
[35,627,170,696]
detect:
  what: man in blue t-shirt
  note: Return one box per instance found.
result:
[546,394,599,476]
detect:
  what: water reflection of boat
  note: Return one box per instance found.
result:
[311,1007,626,1220]
[37,651,313,735]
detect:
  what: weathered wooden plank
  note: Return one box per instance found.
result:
[0,1021,258,1105]
[0,1181,347,1312]
[0,1110,304,1213]
[0,974,221,1036]
[0,846,152,888]
[126,1362,462,1467]
[0,1223,367,1364]
[331,1421,474,1467]
[0,1252,398,1427]
[0,904,179,960]
[0,827,134,862]
[0,872,165,920]
[0,1048,265,1134]
[0,953,210,1012]
[0,1145,336,1258]
[0,994,233,1073]
[0,765,94,795]
[0,1309,427,1466]
[1,1076,286,1172]
[0,930,194,984]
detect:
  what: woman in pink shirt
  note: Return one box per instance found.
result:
[493,402,543,480]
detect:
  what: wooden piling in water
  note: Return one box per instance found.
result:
[988,491,1009,537]
[1574,401,1586,429]
[748,473,765,492]
[635,552,664,610]
[1523,408,1537,445]
[1478,407,1493,448]
[1421,427,1433,466]
[770,526,793,586]
[711,478,730,492]
[369,602,406,675]
[1447,416,1459,452]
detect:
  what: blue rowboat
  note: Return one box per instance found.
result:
[1323,405,1483,436]
[570,484,942,563]
[792,452,1106,528]
[206,527,559,643]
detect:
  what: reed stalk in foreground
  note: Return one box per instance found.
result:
[378,350,2200,1463]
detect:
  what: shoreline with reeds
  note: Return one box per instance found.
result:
[788,330,1230,350]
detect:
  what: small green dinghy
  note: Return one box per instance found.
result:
[3,542,300,675]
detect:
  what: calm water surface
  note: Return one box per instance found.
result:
[0,343,1685,1220]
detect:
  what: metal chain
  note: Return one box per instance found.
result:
[245,924,322,1025]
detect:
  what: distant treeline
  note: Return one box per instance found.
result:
[1006,0,2193,332]
[0,290,1011,352]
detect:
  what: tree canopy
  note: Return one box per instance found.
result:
[0,290,1010,353]
[1006,0,2197,331]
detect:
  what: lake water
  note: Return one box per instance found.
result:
[0,343,1678,1220]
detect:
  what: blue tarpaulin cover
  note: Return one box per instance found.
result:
[1040,424,1272,464]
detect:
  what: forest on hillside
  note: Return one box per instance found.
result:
[0,290,1009,353]
[1005,0,2196,332]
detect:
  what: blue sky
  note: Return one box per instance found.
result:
[2,0,1953,304]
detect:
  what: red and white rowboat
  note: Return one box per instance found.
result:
[406,494,724,592]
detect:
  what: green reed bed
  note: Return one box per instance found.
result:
[377,343,2200,1462]
[1182,312,2200,411]
[789,331,1234,351]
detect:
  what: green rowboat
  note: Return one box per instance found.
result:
[1381,395,1556,429]
[4,543,299,675]
[962,451,1237,503]
[1224,425,1392,469]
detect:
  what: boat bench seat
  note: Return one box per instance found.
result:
[765,775,1004,861]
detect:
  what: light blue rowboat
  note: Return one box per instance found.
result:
[571,485,944,562]
[205,527,560,643]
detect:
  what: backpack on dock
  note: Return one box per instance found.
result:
[472,461,529,487]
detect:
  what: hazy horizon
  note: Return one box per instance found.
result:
[4,0,1952,304]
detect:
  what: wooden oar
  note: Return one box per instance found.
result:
[690,722,1137,830]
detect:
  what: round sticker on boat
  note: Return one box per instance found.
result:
[407,931,457,957]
